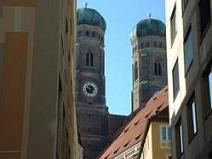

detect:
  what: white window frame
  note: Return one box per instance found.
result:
[160,125,171,141]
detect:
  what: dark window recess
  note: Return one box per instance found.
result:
[86,52,94,67]
[146,41,150,47]
[182,0,189,12]
[86,31,90,36]
[171,6,177,44]
[101,36,104,42]
[153,41,157,47]
[65,20,68,33]
[184,27,193,72]
[202,63,212,115]
[207,66,212,109]
[175,119,184,158]
[78,31,82,37]
[92,31,96,37]
[199,0,211,37]
[68,50,70,61]
[187,94,198,141]
[90,53,94,66]
[205,64,212,110]
[155,61,162,76]
[159,43,162,48]
[172,59,180,100]
[141,43,144,48]
[134,61,138,81]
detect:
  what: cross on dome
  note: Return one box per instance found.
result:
[85,1,88,8]
[148,13,152,19]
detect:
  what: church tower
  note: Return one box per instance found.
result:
[75,6,108,159]
[130,17,167,112]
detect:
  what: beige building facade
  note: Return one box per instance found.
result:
[139,109,171,159]
[0,0,79,159]
[166,0,212,158]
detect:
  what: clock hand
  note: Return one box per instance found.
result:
[86,86,93,93]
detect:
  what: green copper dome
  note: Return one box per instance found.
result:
[77,7,106,31]
[131,18,166,39]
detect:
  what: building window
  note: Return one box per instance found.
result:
[199,0,211,38]
[182,0,189,12]
[92,31,96,37]
[100,36,104,42]
[141,43,144,48]
[175,119,184,157]
[172,59,180,100]
[160,126,171,141]
[208,68,212,109]
[155,61,162,76]
[78,31,82,37]
[184,27,193,72]
[159,43,162,48]
[65,19,68,33]
[202,63,212,116]
[153,41,157,47]
[146,41,150,47]
[86,30,90,36]
[206,65,212,109]
[86,52,94,67]
[187,94,198,141]
[134,61,138,81]
[167,155,172,159]
[171,6,177,44]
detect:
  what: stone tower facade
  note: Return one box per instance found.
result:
[130,18,167,112]
[75,7,109,159]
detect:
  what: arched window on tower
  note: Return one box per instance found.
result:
[154,61,162,76]
[86,30,90,36]
[134,61,138,81]
[86,52,94,67]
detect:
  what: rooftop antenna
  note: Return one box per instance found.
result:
[85,1,88,8]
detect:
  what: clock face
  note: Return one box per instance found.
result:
[83,81,98,97]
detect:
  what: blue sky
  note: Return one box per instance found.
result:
[77,0,165,115]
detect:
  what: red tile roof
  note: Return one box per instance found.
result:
[98,86,168,159]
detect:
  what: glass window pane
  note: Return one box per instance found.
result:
[86,53,89,66]
[172,59,180,99]
[182,0,189,11]
[209,69,212,108]
[162,127,167,140]
[134,61,138,80]
[192,101,197,134]
[184,30,193,71]
[168,127,171,140]
[180,124,184,153]
[171,7,177,43]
